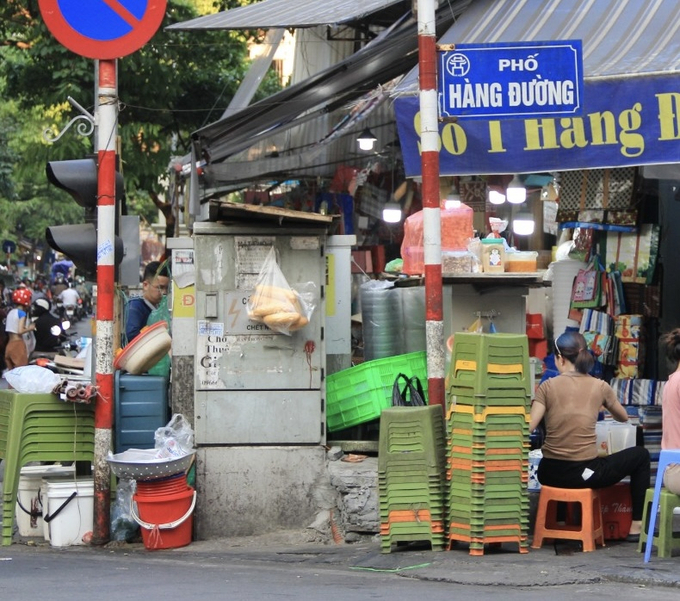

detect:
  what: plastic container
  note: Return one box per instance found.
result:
[114,370,169,453]
[505,251,538,272]
[16,465,75,538]
[326,351,428,432]
[401,203,473,275]
[43,478,94,547]
[114,321,171,375]
[481,239,505,273]
[133,485,195,550]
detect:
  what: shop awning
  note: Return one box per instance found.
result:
[191,2,471,170]
[394,0,680,177]
[167,0,410,31]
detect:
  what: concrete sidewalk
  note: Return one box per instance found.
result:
[3,528,678,590]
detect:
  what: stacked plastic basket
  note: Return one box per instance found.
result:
[446,332,531,556]
[378,404,447,553]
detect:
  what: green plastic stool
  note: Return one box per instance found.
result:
[638,487,680,558]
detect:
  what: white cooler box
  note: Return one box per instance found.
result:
[42,478,94,547]
[16,465,75,538]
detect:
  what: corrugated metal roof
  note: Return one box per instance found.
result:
[167,0,409,31]
[396,0,680,94]
[193,2,472,165]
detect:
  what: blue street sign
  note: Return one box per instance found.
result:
[438,40,583,120]
[2,240,16,255]
[38,0,166,60]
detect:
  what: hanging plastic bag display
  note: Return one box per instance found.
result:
[246,247,316,335]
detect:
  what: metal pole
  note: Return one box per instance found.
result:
[417,0,445,408]
[92,58,117,545]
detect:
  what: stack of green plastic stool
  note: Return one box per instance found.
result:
[446,333,531,556]
[378,405,447,553]
[0,390,94,546]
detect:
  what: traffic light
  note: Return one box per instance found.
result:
[45,158,129,276]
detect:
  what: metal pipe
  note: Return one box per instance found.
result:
[417,0,445,407]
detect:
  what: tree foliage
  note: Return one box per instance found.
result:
[0,0,281,249]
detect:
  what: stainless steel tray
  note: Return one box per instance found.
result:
[107,449,195,481]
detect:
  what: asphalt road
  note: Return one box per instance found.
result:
[1,545,679,601]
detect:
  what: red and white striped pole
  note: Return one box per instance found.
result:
[417,0,445,408]
[92,58,117,544]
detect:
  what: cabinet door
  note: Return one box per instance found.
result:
[195,390,324,444]
[194,233,325,391]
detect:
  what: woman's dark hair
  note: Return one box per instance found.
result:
[555,331,594,374]
[661,328,680,363]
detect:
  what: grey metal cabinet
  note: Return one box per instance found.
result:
[192,222,326,445]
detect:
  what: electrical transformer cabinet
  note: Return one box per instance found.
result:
[192,222,326,445]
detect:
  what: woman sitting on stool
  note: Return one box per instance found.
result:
[529,331,650,542]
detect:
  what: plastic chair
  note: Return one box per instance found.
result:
[531,485,605,552]
[638,487,680,558]
[643,449,680,562]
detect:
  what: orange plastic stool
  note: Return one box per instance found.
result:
[531,485,605,552]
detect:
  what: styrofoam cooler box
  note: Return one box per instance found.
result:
[16,465,75,537]
[42,478,94,547]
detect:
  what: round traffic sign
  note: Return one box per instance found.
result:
[2,240,16,255]
[38,0,167,60]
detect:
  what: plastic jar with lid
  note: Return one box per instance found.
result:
[481,238,505,273]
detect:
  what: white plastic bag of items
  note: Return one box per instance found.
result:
[5,365,61,394]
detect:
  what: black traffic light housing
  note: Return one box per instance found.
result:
[45,158,126,275]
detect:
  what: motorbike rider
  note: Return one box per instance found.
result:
[5,288,36,370]
[31,298,64,354]
[74,276,92,315]
[58,283,81,320]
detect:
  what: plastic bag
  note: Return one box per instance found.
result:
[246,247,315,335]
[391,373,426,406]
[111,479,139,542]
[5,365,61,394]
[146,296,171,378]
[154,413,195,459]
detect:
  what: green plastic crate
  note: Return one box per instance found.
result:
[326,351,428,432]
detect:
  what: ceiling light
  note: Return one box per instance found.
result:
[357,128,377,151]
[512,213,535,235]
[489,189,506,205]
[444,182,461,209]
[382,202,402,223]
[506,174,527,204]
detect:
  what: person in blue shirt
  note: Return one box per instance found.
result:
[125,261,170,343]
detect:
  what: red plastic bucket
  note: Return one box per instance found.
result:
[132,486,195,550]
[136,474,187,497]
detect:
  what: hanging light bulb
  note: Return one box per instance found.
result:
[506,174,527,204]
[488,189,506,205]
[382,202,402,223]
[444,182,461,209]
[357,128,377,151]
[512,212,535,235]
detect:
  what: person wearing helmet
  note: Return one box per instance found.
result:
[32,298,63,353]
[5,288,36,370]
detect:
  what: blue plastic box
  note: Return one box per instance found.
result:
[114,371,169,453]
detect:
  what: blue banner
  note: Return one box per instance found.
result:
[395,74,680,177]
[439,41,583,120]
